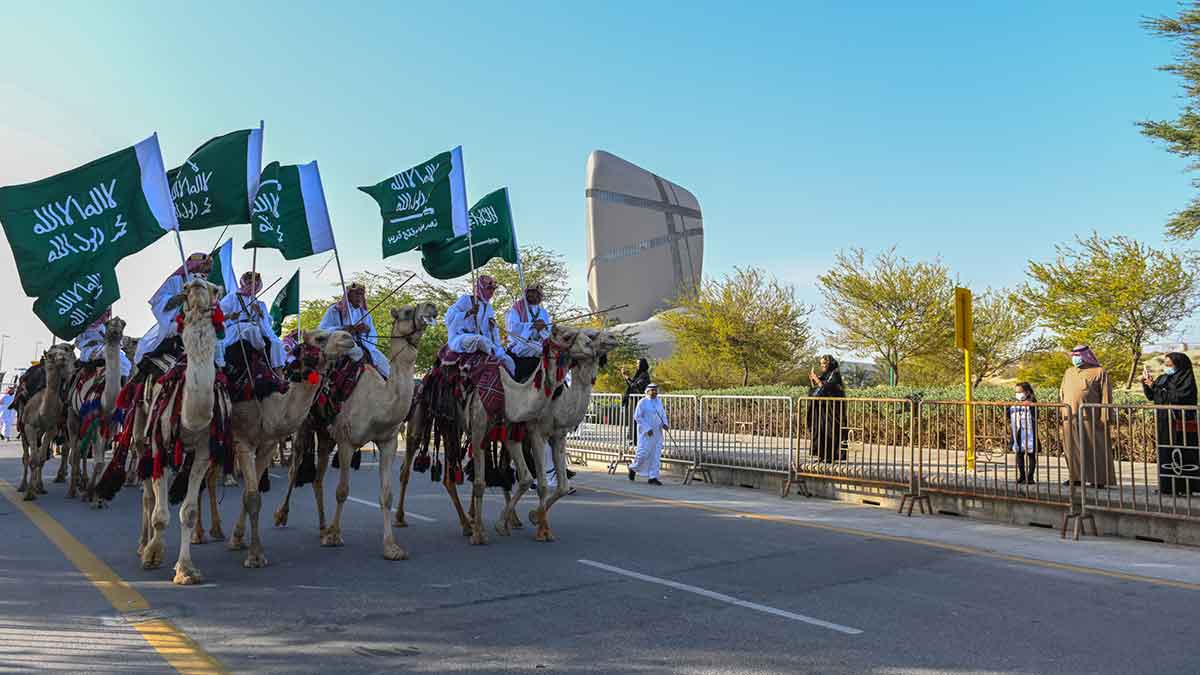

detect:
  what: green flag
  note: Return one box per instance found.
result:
[270,270,300,335]
[0,134,178,298]
[420,187,519,280]
[359,146,469,258]
[168,126,264,231]
[206,238,237,295]
[244,161,335,260]
[32,268,121,341]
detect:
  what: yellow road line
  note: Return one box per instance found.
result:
[579,483,1200,592]
[0,479,227,674]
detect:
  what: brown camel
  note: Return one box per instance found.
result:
[17,344,74,501]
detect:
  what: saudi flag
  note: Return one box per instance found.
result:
[0,133,178,298]
[270,270,300,335]
[206,238,237,296]
[244,161,335,260]
[420,187,519,280]
[359,146,469,258]
[168,126,264,231]
[32,268,120,341]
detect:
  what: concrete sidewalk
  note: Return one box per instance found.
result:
[568,463,1200,588]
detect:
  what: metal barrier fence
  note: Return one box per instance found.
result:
[917,401,1074,506]
[698,396,792,473]
[795,397,915,489]
[564,393,1200,529]
[1078,403,1200,522]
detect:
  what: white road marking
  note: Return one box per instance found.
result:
[577,559,863,635]
[347,496,435,522]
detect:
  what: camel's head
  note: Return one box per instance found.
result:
[121,336,139,361]
[390,302,439,343]
[103,317,126,345]
[307,329,358,368]
[170,279,223,327]
[583,328,621,368]
[547,325,586,360]
[42,344,72,372]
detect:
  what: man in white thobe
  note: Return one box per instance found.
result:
[134,252,225,368]
[220,271,286,369]
[629,383,668,485]
[444,274,515,374]
[318,282,388,378]
[504,282,552,381]
[75,308,133,377]
[0,388,16,440]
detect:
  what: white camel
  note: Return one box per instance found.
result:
[275,303,437,559]
[223,328,358,569]
[137,278,225,585]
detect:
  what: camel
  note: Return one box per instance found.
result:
[273,303,437,560]
[17,344,74,501]
[137,278,225,585]
[396,325,584,545]
[499,328,620,541]
[222,328,358,568]
[65,317,127,506]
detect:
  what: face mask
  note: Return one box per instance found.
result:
[1071,356,1084,368]
[1166,367,1177,376]
[1015,392,1026,401]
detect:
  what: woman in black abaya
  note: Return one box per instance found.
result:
[807,355,846,462]
[1143,352,1200,495]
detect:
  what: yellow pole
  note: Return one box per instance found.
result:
[964,346,974,472]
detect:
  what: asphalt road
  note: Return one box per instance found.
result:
[1,441,1197,674]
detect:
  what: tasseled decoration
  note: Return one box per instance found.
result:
[152,449,163,479]
[307,370,320,386]
[138,453,154,481]
[533,370,543,391]
[212,305,225,340]
[173,438,183,468]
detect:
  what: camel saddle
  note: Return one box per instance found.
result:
[431,345,506,419]
[140,355,234,481]
[224,341,288,403]
[311,353,371,428]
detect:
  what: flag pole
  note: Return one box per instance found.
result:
[505,187,526,297]
[172,229,190,285]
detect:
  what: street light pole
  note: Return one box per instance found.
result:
[0,334,9,372]
[33,341,42,361]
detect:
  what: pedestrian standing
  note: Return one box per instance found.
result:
[1142,352,1200,495]
[1007,382,1039,484]
[1060,345,1116,487]
[0,387,15,441]
[629,383,668,486]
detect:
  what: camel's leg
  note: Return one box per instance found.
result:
[228,445,253,551]
[322,440,353,547]
[53,437,69,484]
[207,466,224,541]
[469,428,487,546]
[394,434,417,528]
[65,436,80,498]
[88,438,109,508]
[274,435,301,528]
[313,437,334,536]
[18,434,30,493]
[192,465,209,545]
[141,472,169,570]
[124,445,140,487]
[497,439,534,537]
[34,432,52,496]
[137,474,155,558]
[24,432,47,501]
[173,449,210,585]
[377,435,407,560]
[240,445,272,568]
[534,434,570,543]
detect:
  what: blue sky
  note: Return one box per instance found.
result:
[0,1,1194,364]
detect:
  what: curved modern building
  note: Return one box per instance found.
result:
[585,150,703,324]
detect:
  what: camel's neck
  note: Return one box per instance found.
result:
[501,349,568,422]
[384,337,420,402]
[38,366,64,419]
[101,342,121,414]
[180,320,216,432]
[260,379,320,439]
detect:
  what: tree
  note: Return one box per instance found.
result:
[817,248,954,385]
[1019,233,1200,388]
[659,267,813,387]
[1141,6,1200,239]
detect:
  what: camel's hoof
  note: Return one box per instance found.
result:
[495,520,511,537]
[382,543,408,561]
[461,525,473,537]
[191,531,208,545]
[37,486,47,495]
[273,509,289,528]
[227,536,246,551]
[393,514,408,528]
[320,531,344,547]
[141,548,163,570]
[527,509,543,527]
[90,500,107,510]
[172,566,203,585]
[22,491,36,502]
[509,512,524,529]
[469,530,487,546]
[52,475,65,484]
[16,480,26,493]
[535,529,557,543]
[243,552,269,569]
[209,527,225,542]
[65,490,77,500]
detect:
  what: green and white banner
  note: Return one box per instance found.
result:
[244,161,335,260]
[270,269,300,335]
[420,187,519,280]
[359,146,469,258]
[207,238,237,296]
[168,126,264,231]
[32,268,120,341]
[0,133,177,298]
